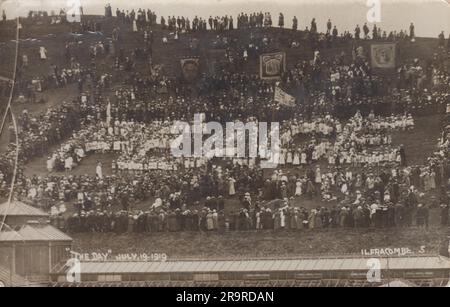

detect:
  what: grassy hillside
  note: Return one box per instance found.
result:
[1,16,447,258]
[0,16,443,79]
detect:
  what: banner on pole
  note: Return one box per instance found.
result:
[274,86,296,107]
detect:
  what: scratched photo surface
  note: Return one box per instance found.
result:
[0,0,449,289]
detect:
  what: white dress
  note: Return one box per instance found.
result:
[286,151,293,164]
[295,182,302,196]
[96,165,103,179]
[229,178,236,196]
[28,188,37,199]
[280,211,286,228]
[312,150,318,161]
[293,152,300,165]
[40,47,47,60]
[279,150,286,165]
[65,157,73,170]
[341,183,348,195]
[315,168,322,184]
[300,152,307,165]
[47,157,55,172]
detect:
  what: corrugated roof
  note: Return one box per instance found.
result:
[261,261,274,271]
[69,256,450,275]
[380,279,418,287]
[0,201,48,217]
[302,259,317,271]
[0,224,72,242]
[185,262,199,272]
[330,258,344,270]
[100,262,114,274]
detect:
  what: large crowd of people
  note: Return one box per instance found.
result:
[0,5,449,236]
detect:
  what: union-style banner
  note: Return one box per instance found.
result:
[370,43,397,69]
[180,58,200,81]
[260,52,286,80]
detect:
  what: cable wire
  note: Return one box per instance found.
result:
[0,17,21,232]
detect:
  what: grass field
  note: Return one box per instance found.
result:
[71,227,450,258]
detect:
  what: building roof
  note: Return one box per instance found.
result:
[0,201,48,218]
[60,256,450,275]
[379,279,418,287]
[0,224,72,243]
[0,265,30,287]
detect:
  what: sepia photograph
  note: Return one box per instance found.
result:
[0,0,449,292]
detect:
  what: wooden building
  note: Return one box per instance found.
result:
[0,201,72,286]
[0,200,49,228]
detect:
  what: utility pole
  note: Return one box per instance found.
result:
[386,254,390,287]
[384,235,391,287]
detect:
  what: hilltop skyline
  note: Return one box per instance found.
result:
[0,0,449,37]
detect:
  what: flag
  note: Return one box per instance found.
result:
[274,86,296,107]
